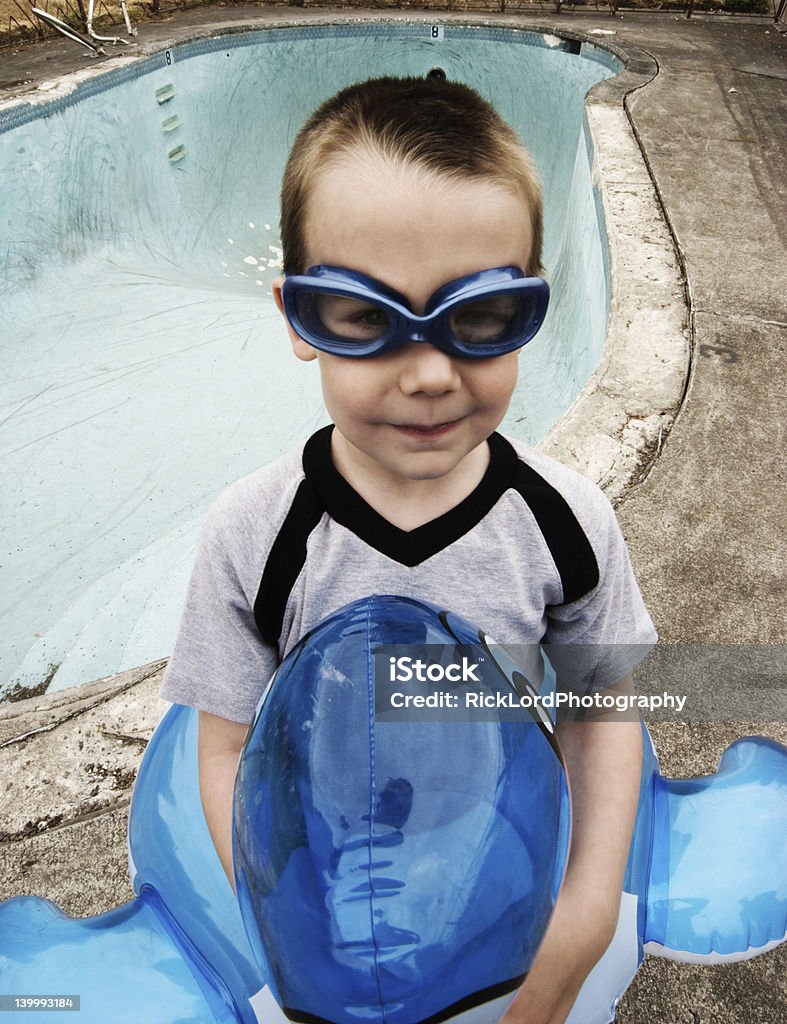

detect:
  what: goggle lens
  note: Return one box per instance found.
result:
[448,294,523,347]
[298,292,392,343]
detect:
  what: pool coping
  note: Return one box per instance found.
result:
[0,8,689,876]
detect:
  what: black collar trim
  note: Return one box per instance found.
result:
[302,425,518,567]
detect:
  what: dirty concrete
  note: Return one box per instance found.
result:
[1,7,785,1023]
[0,662,166,914]
[540,94,690,501]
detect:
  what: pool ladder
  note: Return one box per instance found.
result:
[31,0,137,56]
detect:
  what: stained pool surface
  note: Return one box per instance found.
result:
[0,23,620,697]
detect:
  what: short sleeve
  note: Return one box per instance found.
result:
[544,486,657,691]
[160,489,279,724]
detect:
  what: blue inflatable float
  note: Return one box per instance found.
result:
[1,595,785,1024]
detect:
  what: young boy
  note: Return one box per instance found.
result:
[161,77,656,1024]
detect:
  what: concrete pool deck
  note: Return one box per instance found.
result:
[1,6,785,1022]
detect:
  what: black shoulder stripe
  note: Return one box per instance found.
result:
[254,477,324,647]
[512,459,599,604]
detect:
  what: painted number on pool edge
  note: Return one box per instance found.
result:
[430,26,445,41]
[164,49,176,66]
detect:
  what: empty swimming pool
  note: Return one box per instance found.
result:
[0,23,621,698]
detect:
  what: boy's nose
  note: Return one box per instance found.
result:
[397,341,462,396]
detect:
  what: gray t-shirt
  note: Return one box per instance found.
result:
[161,427,656,723]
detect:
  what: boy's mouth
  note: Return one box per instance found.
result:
[394,419,462,439]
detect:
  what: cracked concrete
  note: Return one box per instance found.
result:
[0,662,166,915]
[0,663,165,836]
[541,96,690,501]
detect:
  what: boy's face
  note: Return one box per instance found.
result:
[273,151,534,489]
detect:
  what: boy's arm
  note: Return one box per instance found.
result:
[501,675,643,1024]
[198,710,250,889]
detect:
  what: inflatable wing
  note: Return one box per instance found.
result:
[0,700,260,1023]
[565,732,787,1024]
[0,890,240,1023]
[644,735,787,961]
[0,595,784,1024]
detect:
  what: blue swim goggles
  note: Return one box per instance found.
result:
[281,265,550,359]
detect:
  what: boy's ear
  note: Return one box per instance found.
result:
[272,275,318,363]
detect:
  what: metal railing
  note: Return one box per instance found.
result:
[30,0,136,53]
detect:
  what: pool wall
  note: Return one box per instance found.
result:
[0,20,688,698]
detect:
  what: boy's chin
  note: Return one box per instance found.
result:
[335,424,492,488]
[382,446,482,483]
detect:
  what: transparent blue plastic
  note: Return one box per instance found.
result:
[0,890,238,1023]
[644,736,787,957]
[233,595,569,1024]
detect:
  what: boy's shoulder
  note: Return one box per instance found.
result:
[199,439,309,551]
[500,433,625,593]
[502,433,612,512]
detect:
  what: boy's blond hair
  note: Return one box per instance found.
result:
[280,76,544,278]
